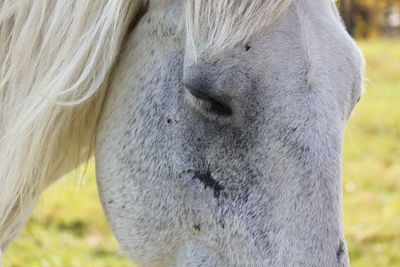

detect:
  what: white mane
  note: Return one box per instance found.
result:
[0,0,293,252]
[0,0,145,250]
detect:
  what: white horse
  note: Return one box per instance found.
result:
[0,0,364,266]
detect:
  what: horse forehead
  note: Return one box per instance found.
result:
[143,0,184,36]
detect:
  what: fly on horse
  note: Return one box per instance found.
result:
[0,0,364,266]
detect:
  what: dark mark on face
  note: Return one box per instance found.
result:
[193,169,223,198]
[194,224,201,231]
[337,241,345,262]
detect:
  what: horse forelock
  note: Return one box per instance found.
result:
[185,0,294,58]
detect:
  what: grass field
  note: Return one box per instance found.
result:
[3,39,400,267]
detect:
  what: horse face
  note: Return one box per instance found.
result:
[96,0,364,266]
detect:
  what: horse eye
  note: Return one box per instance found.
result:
[206,98,233,117]
[245,44,251,51]
[185,82,233,117]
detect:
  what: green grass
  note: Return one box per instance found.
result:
[343,39,400,267]
[4,39,400,267]
[4,167,134,267]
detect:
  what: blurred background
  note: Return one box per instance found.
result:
[4,1,400,266]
